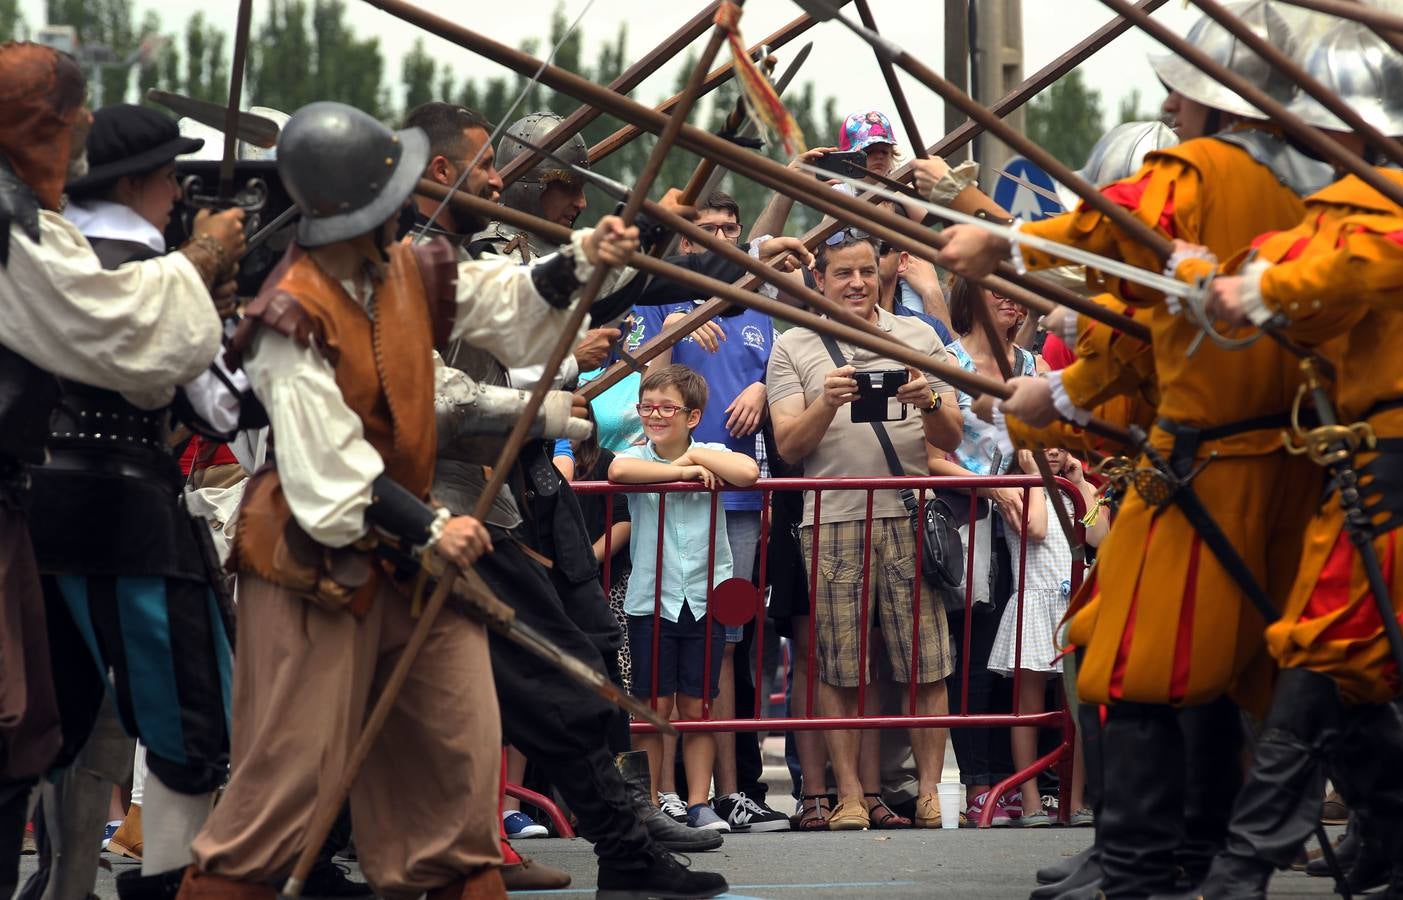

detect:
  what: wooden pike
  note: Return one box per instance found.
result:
[587,9,832,165]
[217,0,254,201]
[414,176,1135,448]
[497,2,719,186]
[853,0,926,160]
[360,0,1146,373]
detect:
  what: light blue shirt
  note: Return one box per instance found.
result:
[619,438,735,622]
[948,340,1036,475]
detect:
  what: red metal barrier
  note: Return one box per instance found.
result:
[574,474,1088,828]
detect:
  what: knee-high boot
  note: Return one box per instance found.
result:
[1331,700,1403,898]
[1096,703,1185,898]
[1193,668,1343,900]
[1179,698,1244,884]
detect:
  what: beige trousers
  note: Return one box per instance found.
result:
[190,575,501,900]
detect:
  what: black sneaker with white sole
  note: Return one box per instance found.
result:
[712,792,792,833]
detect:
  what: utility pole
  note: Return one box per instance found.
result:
[944,0,970,161]
[971,0,1024,191]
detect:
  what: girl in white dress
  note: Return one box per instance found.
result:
[989,449,1106,826]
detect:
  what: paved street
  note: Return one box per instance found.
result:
[21,826,1349,899]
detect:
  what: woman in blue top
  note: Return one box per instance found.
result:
[928,275,1047,826]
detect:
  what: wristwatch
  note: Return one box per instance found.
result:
[920,389,942,415]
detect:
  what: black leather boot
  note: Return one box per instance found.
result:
[1332,701,1403,897]
[595,846,728,900]
[115,868,188,900]
[1097,703,1185,898]
[615,750,722,853]
[1189,668,1344,900]
[1029,698,1106,899]
[1179,698,1244,885]
[1305,813,1358,877]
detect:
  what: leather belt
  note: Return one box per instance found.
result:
[50,400,165,449]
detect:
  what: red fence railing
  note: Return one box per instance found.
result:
[571,474,1088,827]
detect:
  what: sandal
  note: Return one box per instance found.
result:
[864,793,913,829]
[795,794,831,831]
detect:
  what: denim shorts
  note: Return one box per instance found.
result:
[627,605,725,700]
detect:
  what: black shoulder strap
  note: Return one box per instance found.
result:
[818,333,918,516]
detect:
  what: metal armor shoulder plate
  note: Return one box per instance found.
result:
[1214,128,1336,197]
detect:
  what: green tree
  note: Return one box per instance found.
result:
[180,13,228,104]
[46,0,144,106]
[0,0,25,42]
[247,0,385,117]
[401,38,436,114]
[1026,68,1105,169]
[1118,88,1150,125]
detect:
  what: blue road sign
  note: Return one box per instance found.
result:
[992,156,1064,222]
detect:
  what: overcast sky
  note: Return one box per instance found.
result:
[20,0,1205,145]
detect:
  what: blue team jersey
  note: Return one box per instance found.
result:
[634,302,773,511]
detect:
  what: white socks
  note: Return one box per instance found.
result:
[130,743,147,807]
[141,774,213,875]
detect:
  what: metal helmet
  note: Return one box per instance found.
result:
[497,112,587,217]
[1148,0,1299,120]
[276,101,429,248]
[1286,19,1403,136]
[1056,120,1178,210]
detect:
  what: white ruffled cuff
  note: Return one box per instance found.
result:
[1048,370,1092,426]
[1008,218,1028,275]
[924,159,980,204]
[420,506,452,553]
[992,407,1016,460]
[1062,309,1080,345]
[748,234,781,300]
[1163,245,1217,315]
[567,228,597,282]
[1238,258,1276,326]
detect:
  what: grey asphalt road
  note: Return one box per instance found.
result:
[21,826,1349,898]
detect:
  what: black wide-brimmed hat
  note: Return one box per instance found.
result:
[66,104,204,197]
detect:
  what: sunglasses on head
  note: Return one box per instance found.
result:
[824,227,872,246]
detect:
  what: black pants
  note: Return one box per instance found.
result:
[473,532,649,863]
[946,603,1014,788]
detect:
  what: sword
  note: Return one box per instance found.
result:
[802,162,1208,304]
[1283,359,1403,676]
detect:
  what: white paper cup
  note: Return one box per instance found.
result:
[936,782,963,830]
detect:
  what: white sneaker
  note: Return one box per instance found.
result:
[657,791,688,824]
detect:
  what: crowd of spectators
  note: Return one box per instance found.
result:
[531,121,1107,837]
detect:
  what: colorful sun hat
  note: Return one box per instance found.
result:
[837,110,897,153]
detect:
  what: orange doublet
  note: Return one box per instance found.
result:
[1246,170,1403,704]
[1012,132,1320,710]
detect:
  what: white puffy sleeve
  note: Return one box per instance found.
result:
[0,212,221,390]
[242,328,384,548]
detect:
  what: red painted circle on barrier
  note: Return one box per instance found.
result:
[710,578,759,628]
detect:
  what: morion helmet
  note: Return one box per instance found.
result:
[497,112,587,218]
[1149,0,1299,120]
[1057,120,1178,210]
[1286,18,1403,136]
[276,101,429,247]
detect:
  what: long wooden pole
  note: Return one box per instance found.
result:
[361,0,1149,365]
[217,0,253,201]
[586,11,828,165]
[416,177,1135,447]
[1099,0,1403,210]
[929,0,1171,159]
[1187,0,1403,168]
[472,12,735,525]
[1273,0,1403,36]
[854,0,926,160]
[497,2,719,186]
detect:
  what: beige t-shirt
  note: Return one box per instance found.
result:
[767,307,955,526]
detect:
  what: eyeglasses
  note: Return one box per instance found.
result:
[636,403,691,418]
[825,227,872,246]
[698,222,742,238]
